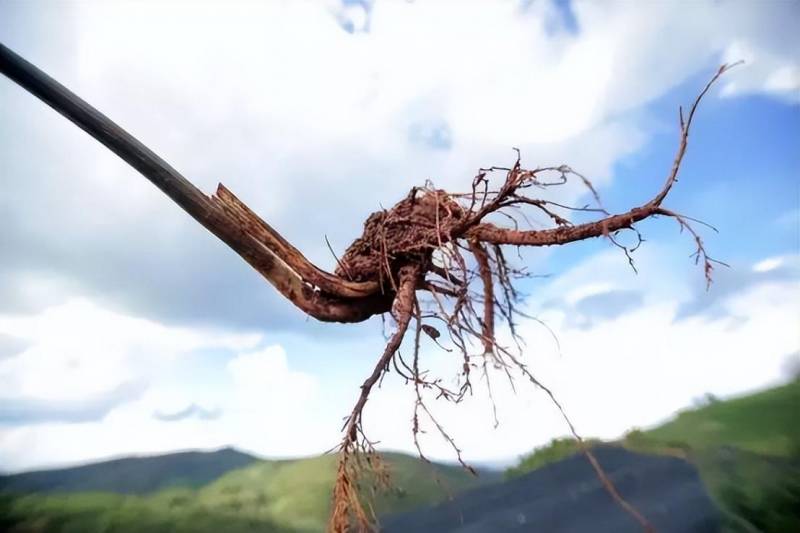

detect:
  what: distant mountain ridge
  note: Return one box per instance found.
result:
[1,380,797,532]
[0,447,257,494]
[0,451,494,532]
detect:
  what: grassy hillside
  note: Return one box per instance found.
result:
[0,452,494,532]
[623,380,800,533]
[624,380,800,457]
[4,381,795,532]
[0,491,295,533]
[198,452,494,531]
[509,379,800,533]
[505,437,601,479]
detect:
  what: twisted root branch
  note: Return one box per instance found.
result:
[0,44,736,533]
[324,65,736,532]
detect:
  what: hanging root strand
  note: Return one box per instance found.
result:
[324,65,736,532]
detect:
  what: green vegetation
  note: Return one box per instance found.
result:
[625,380,800,457]
[192,452,490,532]
[505,437,601,479]
[3,381,797,532]
[0,452,492,532]
[509,379,800,533]
[0,491,295,533]
[623,380,800,533]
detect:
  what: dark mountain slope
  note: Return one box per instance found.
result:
[382,446,720,533]
[0,447,257,495]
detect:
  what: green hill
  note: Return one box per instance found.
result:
[508,379,800,533]
[0,452,496,532]
[624,380,800,457]
[194,452,493,532]
[623,380,800,533]
[4,381,796,532]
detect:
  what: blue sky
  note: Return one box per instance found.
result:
[0,0,798,472]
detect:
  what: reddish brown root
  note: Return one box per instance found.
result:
[0,44,735,533]
[324,65,736,532]
[329,265,419,532]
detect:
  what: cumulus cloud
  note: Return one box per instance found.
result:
[543,289,644,330]
[1,0,796,332]
[226,345,317,411]
[674,254,800,321]
[0,250,797,470]
[0,0,798,471]
[0,381,146,425]
[353,250,800,462]
[0,311,319,470]
[0,299,259,427]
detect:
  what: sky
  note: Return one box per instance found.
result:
[0,0,798,473]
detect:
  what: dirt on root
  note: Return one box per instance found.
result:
[336,188,466,285]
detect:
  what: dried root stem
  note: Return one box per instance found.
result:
[325,65,737,532]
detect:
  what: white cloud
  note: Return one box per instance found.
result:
[345,250,800,463]
[2,0,796,326]
[0,252,797,471]
[753,256,784,273]
[0,299,260,467]
[226,345,316,413]
[1,0,798,472]
[0,305,321,471]
[0,299,251,401]
[721,41,800,103]
[564,281,618,306]
[0,300,207,402]
[68,0,797,162]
